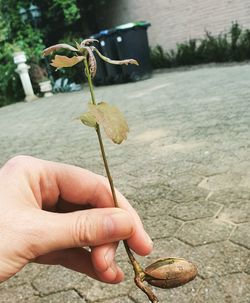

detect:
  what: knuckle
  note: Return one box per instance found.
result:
[6,155,32,165]
[1,155,33,173]
[74,213,97,246]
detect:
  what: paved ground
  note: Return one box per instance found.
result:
[0,63,249,302]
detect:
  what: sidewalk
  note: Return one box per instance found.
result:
[0,63,249,302]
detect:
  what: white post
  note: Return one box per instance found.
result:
[13,51,38,102]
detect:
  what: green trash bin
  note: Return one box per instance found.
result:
[114,21,152,81]
[90,21,151,84]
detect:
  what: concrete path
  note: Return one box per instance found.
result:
[0,64,249,302]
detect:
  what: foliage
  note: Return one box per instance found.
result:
[0,0,45,106]
[0,0,107,107]
[150,22,250,69]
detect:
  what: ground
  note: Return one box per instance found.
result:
[0,63,249,302]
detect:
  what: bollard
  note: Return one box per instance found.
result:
[13,51,38,102]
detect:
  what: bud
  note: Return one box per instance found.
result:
[144,257,197,289]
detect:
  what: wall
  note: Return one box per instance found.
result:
[97,0,250,50]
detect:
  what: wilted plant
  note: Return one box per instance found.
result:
[43,39,197,303]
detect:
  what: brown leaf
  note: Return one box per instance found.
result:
[80,39,99,47]
[50,55,85,69]
[85,47,97,77]
[79,112,97,128]
[42,43,78,56]
[93,47,139,66]
[89,102,129,144]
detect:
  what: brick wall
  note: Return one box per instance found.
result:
[97,0,250,50]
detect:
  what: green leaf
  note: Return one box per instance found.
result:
[89,102,129,144]
[79,112,97,128]
[50,55,85,69]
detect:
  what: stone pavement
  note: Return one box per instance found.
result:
[0,63,249,302]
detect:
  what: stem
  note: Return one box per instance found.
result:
[84,59,158,303]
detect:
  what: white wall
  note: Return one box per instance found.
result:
[98,0,250,49]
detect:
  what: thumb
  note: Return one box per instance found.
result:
[33,208,134,256]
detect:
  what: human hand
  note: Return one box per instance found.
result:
[0,156,152,283]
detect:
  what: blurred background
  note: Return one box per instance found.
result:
[1,0,250,107]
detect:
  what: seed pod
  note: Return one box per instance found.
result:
[144,258,197,289]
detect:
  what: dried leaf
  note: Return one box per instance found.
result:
[80,39,99,47]
[85,47,97,77]
[89,102,129,144]
[79,112,97,128]
[93,47,139,66]
[43,43,78,56]
[50,55,85,69]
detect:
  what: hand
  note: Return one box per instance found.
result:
[0,156,152,283]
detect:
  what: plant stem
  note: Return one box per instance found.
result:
[84,59,158,303]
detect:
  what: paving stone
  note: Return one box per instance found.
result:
[26,290,85,303]
[32,265,84,295]
[144,215,182,240]
[191,162,230,177]
[136,238,197,270]
[218,201,250,223]
[0,263,42,290]
[167,173,203,190]
[100,296,134,303]
[230,222,250,249]
[128,182,172,202]
[0,64,249,302]
[130,198,177,220]
[176,218,234,246]
[170,201,221,221]
[191,241,249,279]
[195,273,250,303]
[198,173,242,191]
[158,160,202,177]
[165,187,208,204]
[207,189,250,205]
[129,277,203,303]
[244,260,250,274]
[76,262,132,302]
[0,284,38,302]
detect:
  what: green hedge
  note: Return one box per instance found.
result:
[150,23,250,69]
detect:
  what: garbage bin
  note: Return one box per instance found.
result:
[91,21,151,85]
[114,21,152,81]
[91,29,124,85]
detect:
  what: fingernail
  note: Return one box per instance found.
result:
[106,210,133,240]
[146,232,154,249]
[104,248,114,268]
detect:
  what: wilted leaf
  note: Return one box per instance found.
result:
[80,38,99,47]
[79,112,97,128]
[89,102,129,144]
[93,47,139,66]
[43,43,78,56]
[85,47,97,77]
[51,55,85,69]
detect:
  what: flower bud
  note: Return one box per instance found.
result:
[144,257,197,289]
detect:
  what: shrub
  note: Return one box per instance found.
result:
[150,22,250,69]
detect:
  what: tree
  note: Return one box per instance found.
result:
[0,0,107,106]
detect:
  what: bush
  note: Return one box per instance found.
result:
[150,22,250,69]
